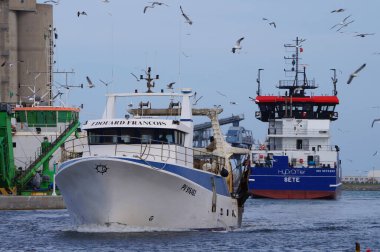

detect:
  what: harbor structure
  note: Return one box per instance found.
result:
[0,0,53,105]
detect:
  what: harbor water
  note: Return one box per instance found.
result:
[0,191,379,251]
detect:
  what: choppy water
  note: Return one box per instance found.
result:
[1,191,379,252]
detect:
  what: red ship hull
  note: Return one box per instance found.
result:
[250,189,339,199]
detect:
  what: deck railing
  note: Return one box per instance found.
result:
[62,135,226,174]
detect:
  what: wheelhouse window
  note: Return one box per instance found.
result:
[87,127,186,146]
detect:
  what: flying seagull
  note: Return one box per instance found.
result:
[269,21,276,28]
[52,90,64,100]
[331,8,345,13]
[330,15,353,30]
[180,6,193,25]
[130,73,140,82]
[166,82,175,89]
[216,91,227,97]
[86,76,95,88]
[232,37,244,53]
[150,2,168,7]
[336,20,354,32]
[193,95,203,106]
[1,59,24,67]
[44,0,60,4]
[354,33,375,38]
[372,118,380,128]
[262,18,276,28]
[77,11,87,17]
[143,5,154,13]
[347,63,366,84]
[99,79,111,86]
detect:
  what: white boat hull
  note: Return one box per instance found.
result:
[56,157,240,230]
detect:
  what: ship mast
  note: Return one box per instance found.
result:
[282,37,314,97]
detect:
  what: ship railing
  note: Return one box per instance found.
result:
[254,158,338,169]
[277,79,317,88]
[253,144,338,152]
[61,135,225,174]
[268,128,329,136]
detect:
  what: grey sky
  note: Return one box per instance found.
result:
[46,0,380,175]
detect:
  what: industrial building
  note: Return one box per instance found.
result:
[0,0,53,105]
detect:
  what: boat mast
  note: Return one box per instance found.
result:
[330,68,338,95]
[256,68,264,96]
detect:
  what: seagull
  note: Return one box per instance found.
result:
[1,59,24,67]
[130,73,140,82]
[86,76,95,88]
[216,91,227,97]
[347,63,366,84]
[331,8,345,13]
[330,15,353,30]
[44,0,60,4]
[373,151,378,156]
[143,5,154,13]
[372,118,380,128]
[180,6,193,25]
[232,37,244,53]
[354,33,375,38]
[262,18,276,28]
[193,95,203,105]
[150,2,168,7]
[99,79,111,86]
[166,82,175,89]
[230,101,238,105]
[336,20,354,32]
[269,21,276,28]
[77,11,87,17]
[52,90,64,100]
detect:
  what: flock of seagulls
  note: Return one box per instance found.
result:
[85,76,111,88]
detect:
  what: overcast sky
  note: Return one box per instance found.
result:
[43,0,380,175]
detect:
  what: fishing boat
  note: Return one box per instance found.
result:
[248,37,342,199]
[56,67,250,230]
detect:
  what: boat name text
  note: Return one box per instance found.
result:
[91,120,168,126]
[284,177,300,183]
[180,184,196,196]
[278,169,305,175]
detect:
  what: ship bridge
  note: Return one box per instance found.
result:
[254,95,339,122]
